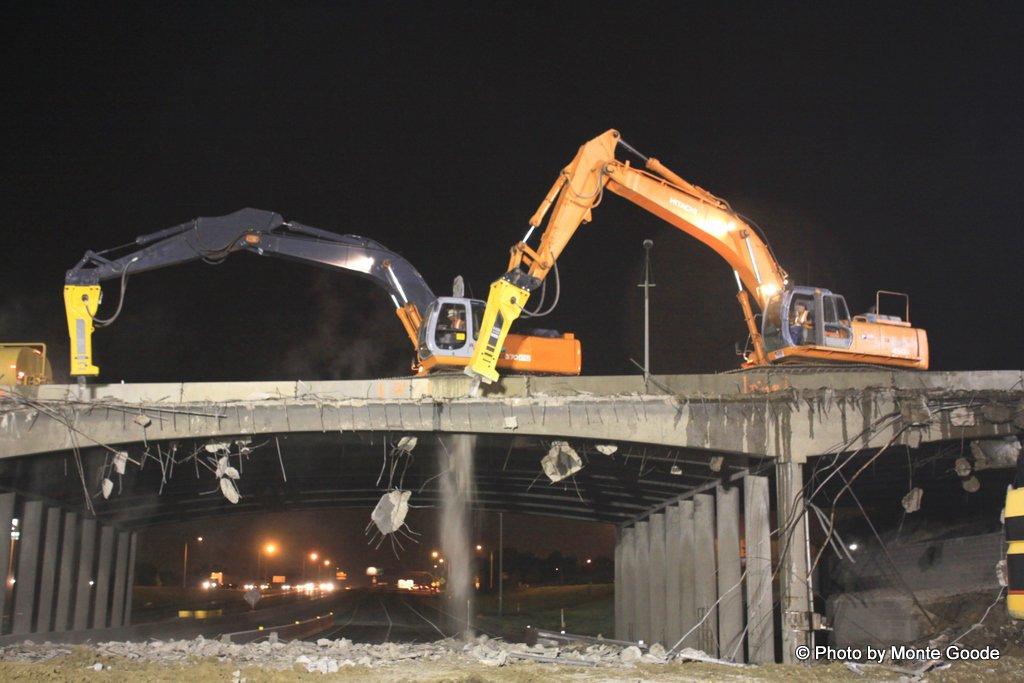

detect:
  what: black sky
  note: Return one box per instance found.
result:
[4,3,1022,382]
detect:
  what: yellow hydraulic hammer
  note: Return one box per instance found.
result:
[466,278,530,384]
[64,285,101,377]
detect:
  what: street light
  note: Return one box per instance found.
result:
[182,536,204,588]
[257,542,278,582]
[431,550,439,559]
[303,551,319,579]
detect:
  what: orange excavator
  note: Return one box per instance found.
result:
[468,129,928,384]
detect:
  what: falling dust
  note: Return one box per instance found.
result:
[439,434,476,639]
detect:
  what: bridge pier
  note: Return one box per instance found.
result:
[0,494,136,638]
[616,474,782,661]
[775,458,813,663]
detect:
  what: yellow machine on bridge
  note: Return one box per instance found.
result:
[0,343,52,385]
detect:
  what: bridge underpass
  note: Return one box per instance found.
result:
[0,368,1021,661]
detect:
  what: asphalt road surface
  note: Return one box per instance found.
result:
[315,590,457,643]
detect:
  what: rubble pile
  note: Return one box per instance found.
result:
[0,634,679,673]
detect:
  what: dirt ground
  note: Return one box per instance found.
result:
[1,648,1021,682]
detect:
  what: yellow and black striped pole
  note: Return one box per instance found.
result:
[1007,452,1024,619]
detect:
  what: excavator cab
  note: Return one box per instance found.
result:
[417,297,483,362]
[757,286,926,368]
[761,286,854,352]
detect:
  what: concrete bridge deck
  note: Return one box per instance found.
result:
[3,369,1022,461]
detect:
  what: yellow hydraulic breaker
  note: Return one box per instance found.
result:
[64,285,101,377]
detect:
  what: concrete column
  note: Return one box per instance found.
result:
[618,525,636,640]
[678,499,698,649]
[744,475,775,663]
[664,503,683,647]
[716,485,744,662]
[92,525,115,628]
[123,532,138,626]
[0,493,15,631]
[110,531,131,627]
[54,511,79,631]
[648,512,667,646]
[614,527,624,640]
[72,518,97,631]
[35,507,62,633]
[633,520,651,643]
[776,459,812,663]
[693,494,718,655]
[12,499,44,634]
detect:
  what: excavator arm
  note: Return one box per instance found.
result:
[65,208,435,377]
[468,129,788,383]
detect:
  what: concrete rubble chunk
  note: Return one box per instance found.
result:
[371,489,411,534]
[220,477,240,504]
[596,444,617,455]
[620,645,642,663]
[970,437,1021,470]
[981,403,1013,424]
[541,441,582,483]
[901,487,923,513]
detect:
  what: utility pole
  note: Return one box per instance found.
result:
[638,239,655,390]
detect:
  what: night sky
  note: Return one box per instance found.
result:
[4,5,1022,575]
[5,3,1021,383]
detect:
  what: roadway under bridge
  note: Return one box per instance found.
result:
[0,368,1021,661]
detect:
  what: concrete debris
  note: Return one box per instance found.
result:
[950,407,975,427]
[215,456,240,479]
[101,478,113,499]
[595,444,618,455]
[954,457,973,478]
[670,465,683,476]
[503,416,518,430]
[395,436,417,453]
[620,645,642,663]
[220,477,240,504]
[113,451,129,474]
[0,634,698,672]
[541,441,583,483]
[981,403,1014,424]
[371,489,411,534]
[962,475,981,493]
[901,487,923,513]
[243,588,261,608]
[133,413,152,428]
[709,455,724,472]
[970,437,1021,470]
[205,441,231,453]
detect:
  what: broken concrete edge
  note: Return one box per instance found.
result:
[8,369,1023,405]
